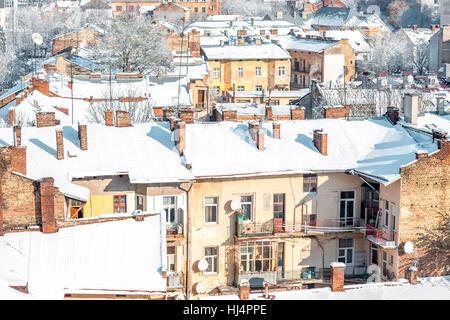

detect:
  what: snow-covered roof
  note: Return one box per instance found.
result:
[312,7,353,27]
[226,89,309,99]
[215,104,295,117]
[200,276,450,300]
[0,122,194,201]
[402,27,438,45]
[182,118,439,185]
[274,35,339,53]
[321,30,371,53]
[201,43,291,60]
[0,213,167,298]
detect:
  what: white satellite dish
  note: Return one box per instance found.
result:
[194,282,206,294]
[175,294,185,300]
[198,258,208,272]
[404,241,414,254]
[230,199,241,211]
[32,33,43,46]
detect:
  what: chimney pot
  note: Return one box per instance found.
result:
[13,125,22,146]
[78,123,88,151]
[313,129,328,155]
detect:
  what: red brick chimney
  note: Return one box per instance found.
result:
[116,110,132,127]
[266,106,273,121]
[273,122,280,139]
[179,109,194,124]
[105,110,114,126]
[222,109,237,121]
[56,128,64,160]
[413,25,417,31]
[36,112,56,128]
[248,121,260,140]
[431,25,436,32]
[78,123,88,151]
[13,126,22,146]
[313,129,328,155]
[330,262,345,292]
[175,121,186,156]
[11,146,27,176]
[256,130,265,150]
[169,116,176,131]
[239,280,250,300]
[290,106,305,120]
[9,108,15,126]
[386,107,400,125]
[40,177,57,234]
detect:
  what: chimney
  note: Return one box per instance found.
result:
[266,106,273,121]
[175,121,186,156]
[273,122,280,139]
[415,151,428,160]
[40,177,57,234]
[78,123,88,151]
[9,108,15,126]
[248,121,260,140]
[116,110,132,127]
[413,25,417,31]
[386,107,400,125]
[105,110,114,126]
[313,129,328,155]
[179,109,194,124]
[403,93,420,126]
[222,109,237,121]
[15,94,21,105]
[290,106,305,120]
[56,128,64,160]
[11,146,27,176]
[13,126,22,146]
[36,112,56,128]
[431,25,436,32]
[330,262,345,292]
[169,116,176,131]
[256,130,265,150]
[239,280,250,300]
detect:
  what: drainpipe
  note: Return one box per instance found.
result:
[178,182,193,300]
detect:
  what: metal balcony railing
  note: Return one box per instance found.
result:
[167,272,184,290]
[365,225,397,248]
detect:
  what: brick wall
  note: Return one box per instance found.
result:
[179,109,194,124]
[398,140,450,277]
[36,112,56,128]
[116,111,132,127]
[0,147,65,232]
[324,105,350,119]
[290,107,305,120]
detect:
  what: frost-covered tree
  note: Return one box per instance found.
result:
[221,0,272,16]
[387,0,409,27]
[412,40,429,75]
[88,14,172,75]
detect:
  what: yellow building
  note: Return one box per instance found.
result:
[201,41,291,96]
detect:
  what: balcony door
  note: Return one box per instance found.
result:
[338,239,354,275]
[340,191,355,226]
[273,193,285,232]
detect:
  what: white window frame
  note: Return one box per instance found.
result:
[204,247,218,274]
[238,67,244,77]
[339,191,355,226]
[240,195,253,221]
[338,238,354,275]
[204,197,218,224]
[255,66,261,77]
[255,85,263,91]
[278,66,285,77]
[237,85,245,91]
[163,195,177,224]
[213,67,220,79]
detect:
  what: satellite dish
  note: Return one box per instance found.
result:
[175,294,185,300]
[32,33,43,46]
[198,259,208,272]
[404,241,414,254]
[230,199,241,211]
[194,282,206,294]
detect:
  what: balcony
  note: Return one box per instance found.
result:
[166,223,184,239]
[167,272,184,290]
[236,214,364,238]
[365,225,397,248]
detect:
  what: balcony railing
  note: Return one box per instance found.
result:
[167,272,184,290]
[236,214,364,238]
[166,223,184,237]
[277,267,332,283]
[365,225,397,248]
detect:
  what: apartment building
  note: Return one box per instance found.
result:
[201,41,291,96]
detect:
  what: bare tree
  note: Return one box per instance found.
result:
[412,40,429,75]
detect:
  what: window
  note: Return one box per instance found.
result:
[389,254,393,266]
[338,239,354,268]
[204,197,218,223]
[213,86,220,96]
[255,66,261,76]
[382,251,387,277]
[384,201,389,227]
[240,241,275,273]
[204,247,218,273]
[136,195,144,211]
[255,85,263,91]
[213,67,220,78]
[237,85,244,91]
[240,195,253,220]
[238,67,244,77]
[116,5,122,11]
[370,243,378,265]
[390,202,396,233]
[273,194,285,219]
[294,59,300,72]
[194,7,198,12]
[167,246,176,272]
[163,196,176,223]
[339,191,355,226]
[202,7,206,13]
[278,66,285,77]
[113,195,127,213]
[303,174,317,193]
[128,5,134,11]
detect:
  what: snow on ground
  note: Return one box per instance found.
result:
[200,276,450,300]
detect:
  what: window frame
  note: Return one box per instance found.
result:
[240,195,253,221]
[213,67,220,79]
[204,247,218,274]
[303,174,317,193]
[163,195,177,224]
[238,67,244,77]
[278,66,286,77]
[255,66,262,77]
[273,193,285,219]
[113,195,127,213]
[204,197,218,224]
[167,246,176,273]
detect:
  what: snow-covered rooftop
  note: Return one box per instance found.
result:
[201,43,291,60]
[0,122,193,201]
[226,89,309,99]
[0,213,167,298]
[183,118,439,184]
[274,34,339,53]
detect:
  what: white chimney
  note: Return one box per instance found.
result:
[403,93,420,125]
